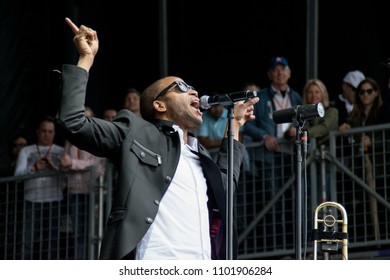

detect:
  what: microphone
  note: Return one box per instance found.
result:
[200,90,257,110]
[272,103,325,124]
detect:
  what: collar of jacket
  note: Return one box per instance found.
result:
[152,119,199,140]
[151,119,176,134]
[269,85,290,96]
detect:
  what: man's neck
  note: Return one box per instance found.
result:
[272,83,288,93]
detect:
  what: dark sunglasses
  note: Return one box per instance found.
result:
[154,80,194,101]
[359,88,375,95]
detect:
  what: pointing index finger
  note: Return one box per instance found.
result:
[65,17,79,34]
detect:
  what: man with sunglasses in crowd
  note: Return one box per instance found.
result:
[57,18,258,260]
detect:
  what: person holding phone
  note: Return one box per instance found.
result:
[14,116,64,259]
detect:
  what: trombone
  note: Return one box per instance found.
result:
[312,201,348,260]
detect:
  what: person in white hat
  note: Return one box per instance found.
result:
[335,70,365,126]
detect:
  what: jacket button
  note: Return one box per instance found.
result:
[145,217,153,224]
[154,200,160,205]
[165,176,171,183]
[140,152,145,158]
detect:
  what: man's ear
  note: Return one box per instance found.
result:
[153,100,167,113]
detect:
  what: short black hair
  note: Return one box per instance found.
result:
[125,87,141,97]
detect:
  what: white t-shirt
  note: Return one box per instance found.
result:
[136,126,211,259]
[14,144,64,202]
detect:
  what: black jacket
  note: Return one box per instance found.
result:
[58,65,245,259]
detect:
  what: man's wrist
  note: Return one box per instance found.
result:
[77,55,94,72]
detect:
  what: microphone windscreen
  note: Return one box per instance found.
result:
[272,107,296,124]
[200,95,211,110]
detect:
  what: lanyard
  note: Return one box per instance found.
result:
[273,93,290,110]
[36,144,53,158]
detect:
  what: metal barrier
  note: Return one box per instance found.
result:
[328,124,390,254]
[236,123,390,259]
[2,123,390,260]
[0,167,107,260]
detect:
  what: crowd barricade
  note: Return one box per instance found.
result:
[0,167,109,260]
[2,124,390,260]
[235,123,390,259]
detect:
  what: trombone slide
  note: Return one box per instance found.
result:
[312,201,348,260]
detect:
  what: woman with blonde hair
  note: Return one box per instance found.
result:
[286,78,338,147]
[285,79,338,202]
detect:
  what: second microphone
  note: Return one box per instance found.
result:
[272,103,325,124]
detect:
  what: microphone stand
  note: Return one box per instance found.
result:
[220,92,256,260]
[272,103,323,259]
[293,119,307,260]
[225,104,235,260]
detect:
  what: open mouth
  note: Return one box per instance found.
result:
[191,99,202,114]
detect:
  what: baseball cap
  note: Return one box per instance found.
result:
[343,70,365,89]
[269,56,288,69]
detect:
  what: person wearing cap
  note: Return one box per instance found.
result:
[339,77,390,133]
[244,56,302,250]
[337,77,390,240]
[335,70,365,126]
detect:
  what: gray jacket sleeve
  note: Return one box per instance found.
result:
[57,65,128,159]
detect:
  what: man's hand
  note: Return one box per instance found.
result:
[233,97,259,127]
[263,135,280,152]
[65,17,99,72]
[338,122,351,134]
[224,97,259,141]
[60,154,72,169]
[34,157,57,171]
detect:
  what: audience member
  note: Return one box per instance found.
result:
[240,82,261,176]
[198,102,228,149]
[339,77,390,132]
[242,82,261,92]
[102,108,117,121]
[101,107,118,196]
[14,116,64,259]
[101,107,118,190]
[198,102,228,160]
[286,79,338,201]
[338,77,390,240]
[58,18,258,260]
[335,70,365,126]
[60,107,105,259]
[123,87,142,117]
[244,56,302,250]
[0,133,28,259]
[1,134,29,176]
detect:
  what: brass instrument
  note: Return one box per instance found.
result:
[312,201,348,260]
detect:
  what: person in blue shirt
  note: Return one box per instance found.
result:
[198,103,228,150]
